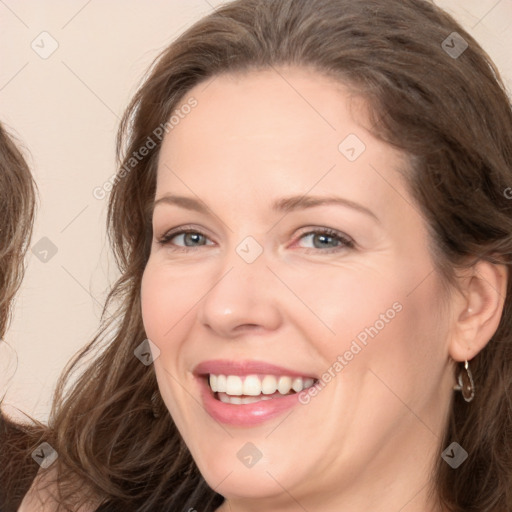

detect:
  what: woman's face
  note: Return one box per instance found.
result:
[141,68,455,509]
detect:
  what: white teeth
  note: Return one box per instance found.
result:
[277,376,292,394]
[217,374,226,392]
[242,375,262,396]
[291,377,303,392]
[209,374,217,392]
[218,392,230,404]
[207,373,316,397]
[261,375,278,394]
[303,378,314,389]
[218,392,270,404]
[226,375,243,395]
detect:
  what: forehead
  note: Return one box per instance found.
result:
[161,68,359,165]
[156,68,411,226]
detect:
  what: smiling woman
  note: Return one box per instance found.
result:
[20,0,512,511]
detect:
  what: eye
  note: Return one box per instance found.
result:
[157,226,354,253]
[157,226,214,251]
[294,228,354,253]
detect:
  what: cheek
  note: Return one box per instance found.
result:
[345,271,449,409]
[294,258,447,385]
[281,262,406,357]
[140,265,166,341]
[140,260,197,342]
[140,261,199,427]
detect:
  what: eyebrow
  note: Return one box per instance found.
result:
[153,194,379,222]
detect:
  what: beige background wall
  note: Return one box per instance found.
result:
[0,0,511,423]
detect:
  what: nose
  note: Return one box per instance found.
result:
[196,245,283,338]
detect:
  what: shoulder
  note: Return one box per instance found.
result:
[18,466,59,512]
[19,466,99,512]
[18,466,65,512]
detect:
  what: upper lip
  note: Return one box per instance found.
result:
[193,359,318,379]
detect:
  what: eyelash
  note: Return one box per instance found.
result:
[157,225,354,254]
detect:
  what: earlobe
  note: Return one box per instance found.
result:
[448,260,508,362]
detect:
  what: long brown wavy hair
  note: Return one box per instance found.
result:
[18,0,512,510]
[0,123,41,511]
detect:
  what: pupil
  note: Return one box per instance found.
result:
[186,233,203,245]
[314,234,337,249]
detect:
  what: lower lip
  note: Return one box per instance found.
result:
[197,376,305,426]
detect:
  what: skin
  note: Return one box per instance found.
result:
[141,67,507,512]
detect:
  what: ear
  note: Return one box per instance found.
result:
[449,259,508,362]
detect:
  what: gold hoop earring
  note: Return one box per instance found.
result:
[453,360,475,402]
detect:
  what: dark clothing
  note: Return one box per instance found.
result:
[0,413,41,512]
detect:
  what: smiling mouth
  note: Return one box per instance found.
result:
[207,373,318,405]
